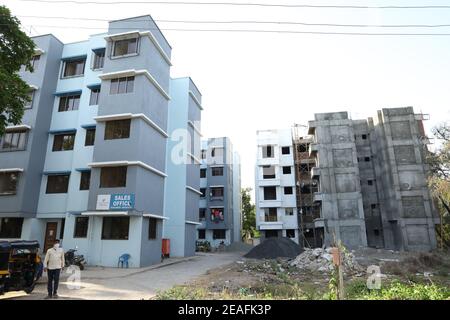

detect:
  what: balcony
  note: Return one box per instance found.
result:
[259,220,284,230]
[311,167,320,178]
[259,200,282,207]
[309,143,318,156]
[313,192,324,203]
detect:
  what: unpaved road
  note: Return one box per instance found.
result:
[6,252,243,300]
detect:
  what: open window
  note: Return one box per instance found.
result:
[0,129,28,152]
[92,48,105,70]
[0,171,20,195]
[112,37,139,57]
[262,166,275,179]
[262,145,274,158]
[264,208,277,222]
[62,57,86,78]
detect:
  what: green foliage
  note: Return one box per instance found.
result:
[155,286,209,300]
[241,188,257,240]
[427,123,450,248]
[352,281,450,300]
[0,5,35,135]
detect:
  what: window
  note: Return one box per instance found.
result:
[62,58,85,78]
[85,128,95,146]
[24,90,35,109]
[79,171,91,190]
[92,49,105,69]
[262,145,273,158]
[52,133,75,151]
[368,179,374,186]
[73,217,89,238]
[212,167,224,176]
[199,208,206,221]
[89,88,100,105]
[213,229,226,240]
[371,204,378,209]
[104,119,131,140]
[201,149,206,159]
[364,157,371,162]
[264,208,277,222]
[27,55,40,72]
[0,218,24,238]
[262,166,275,179]
[46,174,70,194]
[200,188,206,198]
[101,217,129,240]
[285,208,294,216]
[263,186,277,200]
[210,208,224,222]
[0,172,19,195]
[100,166,127,188]
[374,229,380,236]
[148,218,157,240]
[198,229,206,239]
[210,187,224,198]
[112,38,138,57]
[362,134,367,140]
[110,77,134,94]
[1,130,27,151]
[58,95,80,112]
[284,187,293,195]
[282,166,292,174]
[281,146,290,155]
[211,147,223,158]
[200,168,206,178]
[286,229,296,238]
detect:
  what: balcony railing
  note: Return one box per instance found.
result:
[264,215,278,222]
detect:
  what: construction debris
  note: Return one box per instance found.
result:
[290,248,364,274]
[244,238,302,259]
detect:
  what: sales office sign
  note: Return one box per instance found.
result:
[96,194,135,210]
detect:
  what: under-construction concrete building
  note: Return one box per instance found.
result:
[301,107,439,251]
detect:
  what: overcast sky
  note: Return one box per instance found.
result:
[5,0,450,193]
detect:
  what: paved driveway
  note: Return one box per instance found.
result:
[5,252,244,300]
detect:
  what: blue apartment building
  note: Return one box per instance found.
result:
[197,138,241,248]
[0,15,202,267]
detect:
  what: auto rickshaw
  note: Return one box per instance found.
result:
[0,240,43,295]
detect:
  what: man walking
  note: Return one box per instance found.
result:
[43,239,65,299]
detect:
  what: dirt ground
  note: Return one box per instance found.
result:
[157,249,450,299]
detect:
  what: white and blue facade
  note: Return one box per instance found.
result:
[0,15,203,267]
[197,138,241,248]
[255,129,299,244]
[163,77,203,258]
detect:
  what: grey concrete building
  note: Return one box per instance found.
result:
[197,138,241,248]
[307,107,439,250]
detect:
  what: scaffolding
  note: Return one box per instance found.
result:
[292,124,322,248]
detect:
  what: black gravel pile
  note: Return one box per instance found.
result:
[244,237,303,259]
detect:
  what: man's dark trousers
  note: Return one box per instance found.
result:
[47,269,61,296]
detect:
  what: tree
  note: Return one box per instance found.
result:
[0,5,35,136]
[427,122,450,249]
[241,188,258,240]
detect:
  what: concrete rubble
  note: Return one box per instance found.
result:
[289,248,364,274]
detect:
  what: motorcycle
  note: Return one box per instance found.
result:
[64,247,86,271]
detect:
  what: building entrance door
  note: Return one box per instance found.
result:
[43,222,58,252]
